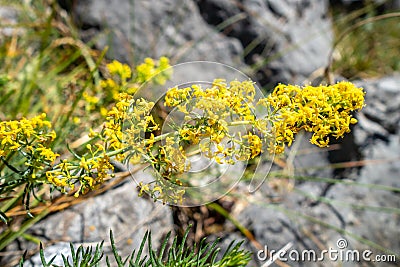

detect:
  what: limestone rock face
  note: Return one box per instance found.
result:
[196,0,334,86]
[69,0,244,67]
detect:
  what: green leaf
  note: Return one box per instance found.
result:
[0,210,9,224]
[20,226,251,267]
[18,250,27,267]
[110,229,124,266]
[39,243,57,267]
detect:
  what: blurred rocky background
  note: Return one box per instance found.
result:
[1,0,399,266]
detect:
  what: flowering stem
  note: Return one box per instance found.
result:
[227,121,253,126]
[187,148,201,157]
[104,123,255,161]
[1,157,22,174]
[0,151,16,172]
[152,132,173,143]
[96,132,172,159]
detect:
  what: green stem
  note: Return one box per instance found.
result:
[152,132,172,143]
[0,151,16,172]
[49,117,267,175]
[227,121,253,126]
[21,233,42,245]
[97,131,172,159]
[207,202,254,240]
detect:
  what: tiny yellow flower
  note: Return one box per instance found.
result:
[73,117,81,124]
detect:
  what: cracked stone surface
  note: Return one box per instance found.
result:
[195,0,333,86]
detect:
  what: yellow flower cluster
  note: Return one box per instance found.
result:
[107,60,132,83]
[134,79,364,204]
[1,58,173,206]
[0,114,59,180]
[165,79,265,165]
[132,79,270,203]
[100,57,171,99]
[4,55,362,206]
[242,132,263,159]
[39,59,171,197]
[165,79,256,121]
[150,136,190,183]
[0,113,55,154]
[102,93,133,154]
[46,160,72,189]
[264,81,365,153]
[46,91,159,196]
[138,178,185,205]
[82,92,100,111]
[135,57,171,85]
[46,144,114,196]
[103,92,158,162]
[100,60,135,100]
[83,57,171,115]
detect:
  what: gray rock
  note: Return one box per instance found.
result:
[0,6,23,37]
[326,134,400,264]
[24,243,77,267]
[196,0,334,86]
[356,75,400,135]
[69,0,244,67]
